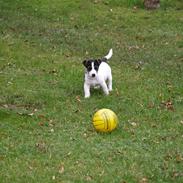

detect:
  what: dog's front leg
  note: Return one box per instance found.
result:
[84,83,90,98]
[100,82,109,95]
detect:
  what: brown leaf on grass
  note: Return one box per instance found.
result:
[48,119,55,127]
[74,109,80,113]
[130,122,137,127]
[176,154,183,163]
[28,113,34,116]
[37,115,55,127]
[64,53,71,57]
[151,123,157,128]
[76,95,81,103]
[164,153,173,161]
[28,166,33,170]
[50,128,54,133]
[139,177,148,183]
[49,69,57,74]
[162,161,168,170]
[135,61,144,70]
[128,45,140,51]
[2,104,8,108]
[35,141,47,153]
[147,102,155,109]
[166,82,173,92]
[38,114,47,119]
[115,88,120,96]
[161,99,174,111]
[172,171,183,179]
[86,175,92,181]
[128,120,138,128]
[99,170,105,177]
[38,122,44,126]
[94,0,98,4]
[58,165,64,174]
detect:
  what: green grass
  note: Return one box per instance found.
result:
[0,0,183,182]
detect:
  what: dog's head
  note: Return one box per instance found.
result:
[83,59,102,78]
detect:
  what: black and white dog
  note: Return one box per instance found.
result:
[83,49,113,98]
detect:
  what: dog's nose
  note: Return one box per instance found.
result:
[92,74,95,77]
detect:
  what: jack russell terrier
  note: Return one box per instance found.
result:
[83,49,113,98]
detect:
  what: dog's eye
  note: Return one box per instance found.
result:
[87,66,92,71]
[94,66,98,70]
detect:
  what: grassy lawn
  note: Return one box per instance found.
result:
[0,0,183,182]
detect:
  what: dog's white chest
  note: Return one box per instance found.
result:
[84,74,98,85]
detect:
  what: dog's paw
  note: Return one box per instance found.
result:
[104,90,109,95]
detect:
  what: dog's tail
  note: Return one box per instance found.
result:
[104,48,113,60]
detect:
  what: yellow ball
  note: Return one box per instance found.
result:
[92,109,118,132]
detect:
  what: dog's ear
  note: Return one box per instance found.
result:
[96,59,102,65]
[83,60,87,67]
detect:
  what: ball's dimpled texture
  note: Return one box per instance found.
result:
[93,109,118,132]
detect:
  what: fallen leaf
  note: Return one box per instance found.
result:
[115,88,119,96]
[49,69,57,74]
[28,165,33,170]
[38,122,44,126]
[35,142,47,153]
[58,165,64,174]
[151,124,157,128]
[130,122,137,127]
[176,154,183,163]
[67,152,71,156]
[162,161,168,170]
[86,175,92,181]
[49,120,54,127]
[161,99,174,111]
[38,114,47,119]
[76,95,81,103]
[28,113,34,116]
[50,128,54,133]
[99,170,104,176]
[128,45,140,51]
[3,104,8,108]
[147,102,155,109]
[172,171,183,178]
[139,177,148,183]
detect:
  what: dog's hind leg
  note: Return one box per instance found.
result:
[108,74,112,91]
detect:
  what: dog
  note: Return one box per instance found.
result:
[83,49,113,98]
